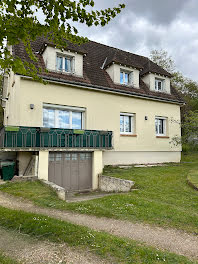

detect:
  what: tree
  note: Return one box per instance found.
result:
[150,49,175,73]
[150,49,198,113]
[150,49,198,147]
[171,111,198,148]
[0,0,125,80]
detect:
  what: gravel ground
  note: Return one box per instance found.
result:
[0,191,198,260]
[0,227,109,264]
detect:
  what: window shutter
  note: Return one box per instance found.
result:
[72,57,75,74]
[129,72,133,85]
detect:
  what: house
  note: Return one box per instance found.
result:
[1,37,183,191]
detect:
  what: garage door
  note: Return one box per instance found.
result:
[48,152,92,191]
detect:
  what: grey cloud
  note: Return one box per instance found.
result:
[93,0,186,25]
[75,1,198,81]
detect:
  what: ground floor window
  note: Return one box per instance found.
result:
[43,104,84,129]
[155,117,167,136]
[120,113,135,134]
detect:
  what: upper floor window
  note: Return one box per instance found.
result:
[155,117,167,136]
[43,105,84,129]
[155,78,164,91]
[56,55,74,73]
[120,113,135,134]
[120,70,132,85]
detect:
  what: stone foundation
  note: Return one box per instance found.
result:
[99,175,134,192]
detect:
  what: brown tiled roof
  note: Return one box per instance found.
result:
[140,59,172,78]
[13,37,184,104]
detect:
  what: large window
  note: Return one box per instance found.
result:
[120,113,134,134]
[155,78,164,91]
[56,55,73,73]
[120,70,132,85]
[43,105,84,129]
[155,117,167,136]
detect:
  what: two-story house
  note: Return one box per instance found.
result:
[1,37,183,191]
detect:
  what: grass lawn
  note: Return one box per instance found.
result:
[0,252,19,264]
[187,169,198,190]
[0,152,198,234]
[0,206,196,264]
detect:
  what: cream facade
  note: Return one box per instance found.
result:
[4,76,181,157]
[1,40,183,192]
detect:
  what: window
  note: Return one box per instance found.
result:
[120,70,132,85]
[43,106,84,129]
[56,55,73,73]
[155,117,167,136]
[120,113,134,134]
[155,78,164,91]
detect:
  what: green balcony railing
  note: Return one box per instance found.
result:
[0,126,113,149]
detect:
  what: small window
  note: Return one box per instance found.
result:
[120,113,134,134]
[65,153,71,161]
[155,117,167,136]
[56,55,73,73]
[49,153,55,161]
[120,70,132,85]
[55,153,62,161]
[72,154,78,161]
[155,78,164,91]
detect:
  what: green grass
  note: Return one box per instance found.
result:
[187,170,198,190]
[0,206,196,264]
[0,252,19,264]
[1,153,198,234]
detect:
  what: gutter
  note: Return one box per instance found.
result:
[19,74,184,106]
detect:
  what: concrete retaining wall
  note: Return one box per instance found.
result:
[99,175,134,192]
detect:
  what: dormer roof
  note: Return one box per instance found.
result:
[140,59,172,78]
[12,37,183,104]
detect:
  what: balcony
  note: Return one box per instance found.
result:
[0,126,113,150]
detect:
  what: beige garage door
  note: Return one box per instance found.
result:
[48,152,92,191]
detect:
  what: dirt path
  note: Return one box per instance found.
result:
[0,226,109,264]
[0,191,198,260]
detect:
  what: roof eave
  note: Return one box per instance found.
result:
[18,73,184,105]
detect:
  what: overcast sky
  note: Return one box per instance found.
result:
[75,0,198,81]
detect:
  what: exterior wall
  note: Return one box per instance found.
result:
[142,73,171,94]
[17,152,32,176]
[103,151,181,165]
[106,64,139,88]
[42,46,83,77]
[38,151,49,181]
[3,73,21,126]
[92,151,103,190]
[9,78,181,154]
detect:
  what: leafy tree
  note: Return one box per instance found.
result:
[171,111,198,148]
[0,0,125,80]
[150,49,198,113]
[150,49,198,147]
[150,49,175,73]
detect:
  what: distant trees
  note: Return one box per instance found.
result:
[150,49,198,148]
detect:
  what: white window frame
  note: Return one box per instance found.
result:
[56,53,74,73]
[120,112,135,135]
[155,78,165,91]
[43,103,85,129]
[155,116,167,136]
[120,70,133,86]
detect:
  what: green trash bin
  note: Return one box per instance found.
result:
[2,162,15,181]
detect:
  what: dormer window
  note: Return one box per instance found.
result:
[155,78,164,91]
[120,70,132,85]
[56,54,74,73]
